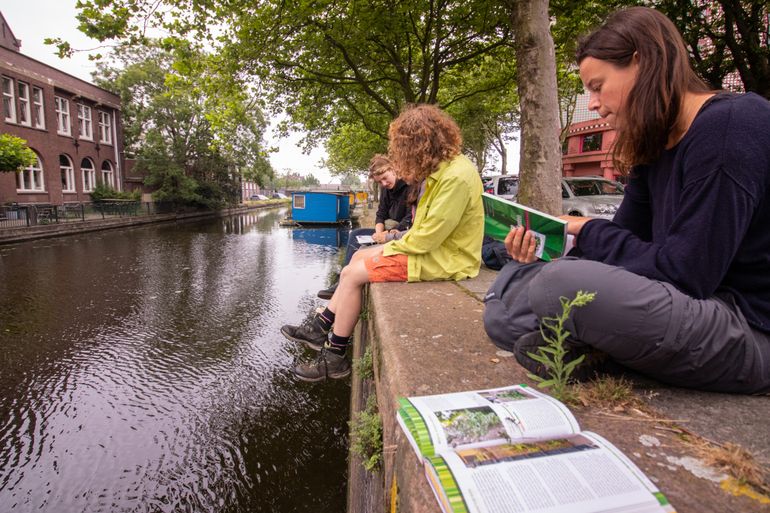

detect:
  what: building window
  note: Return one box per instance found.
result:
[293,194,305,209]
[77,104,93,140]
[581,133,602,153]
[17,152,44,192]
[101,160,114,187]
[98,111,112,144]
[81,158,96,192]
[32,87,45,129]
[60,155,75,192]
[18,82,31,126]
[2,76,16,123]
[55,96,70,135]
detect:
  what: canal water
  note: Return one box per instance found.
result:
[0,209,351,513]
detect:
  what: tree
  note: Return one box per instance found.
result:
[59,0,518,176]
[94,41,274,207]
[0,134,36,173]
[655,0,770,99]
[505,0,563,215]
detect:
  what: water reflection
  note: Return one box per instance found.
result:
[0,208,349,513]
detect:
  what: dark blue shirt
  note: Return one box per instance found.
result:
[376,179,412,231]
[577,93,770,332]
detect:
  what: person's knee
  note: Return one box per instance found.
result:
[340,260,370,287]
[528,259,599,318]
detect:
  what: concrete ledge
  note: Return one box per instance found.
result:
[359,272,770,513]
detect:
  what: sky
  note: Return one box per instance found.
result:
[1,1,519,182]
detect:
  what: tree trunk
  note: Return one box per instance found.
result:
[507,0,562,215]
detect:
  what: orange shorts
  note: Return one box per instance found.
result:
[364,253,409,283]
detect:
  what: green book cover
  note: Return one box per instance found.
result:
[482,193,567,262]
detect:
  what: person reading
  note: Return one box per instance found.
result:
[484,7,770,394]
[283,104,484,382]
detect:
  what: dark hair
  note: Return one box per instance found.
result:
[388,104,462,183]
[576,7,709,173]
[368,154,392,179]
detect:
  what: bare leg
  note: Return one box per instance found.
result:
[327,244,384,336]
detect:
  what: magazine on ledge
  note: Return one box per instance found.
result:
[397,384,676,513]
[482,193,568,262]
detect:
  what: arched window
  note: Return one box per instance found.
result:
[101,160,114,188]
[60,155,75,192]
[16,152,44,192]
[81,158,96,192]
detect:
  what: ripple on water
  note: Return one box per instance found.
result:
[0,213,350,512]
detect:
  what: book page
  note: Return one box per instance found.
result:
[356,234,376,245]
[428,432,675,513]
[400,385,580,458]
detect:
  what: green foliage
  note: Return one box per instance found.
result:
[93,40,274,208]
[444,410,500,440]
[0,134,36,173]
[349,395,383,472]
[64,0,519,172]
[353,347,374,381]
[90,183,141,202]
[527,290,596,401]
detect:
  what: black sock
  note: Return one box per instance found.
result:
[327,332,351,355]
[317,308,335,331]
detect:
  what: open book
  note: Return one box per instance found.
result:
[397,384,676,513]
[356,234,376,245]
[482,193,568,262]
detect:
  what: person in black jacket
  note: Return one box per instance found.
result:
[317,154,412,299]
[485,7,770,393]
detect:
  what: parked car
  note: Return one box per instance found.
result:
[562,177,624,220]
[272,192,288,199]
[250,194,270,201]
[483,175,519,201]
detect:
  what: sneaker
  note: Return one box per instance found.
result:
[513,331,613,382]
[281,315,330,351]
[293,346,351,382]
[317,282,338,300]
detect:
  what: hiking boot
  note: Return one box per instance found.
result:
[281,314,330,351]
[513,331,614,382]
[293,346,351,382]
[317,282,338,300]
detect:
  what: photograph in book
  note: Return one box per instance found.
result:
[397,384,676,513]
[482,193,567,261]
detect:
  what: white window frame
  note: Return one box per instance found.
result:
[32,86,45,129]
[77,104,93,140]
[2,76,16,123]
[293,194,305,209]
[101,160,114,187]
[55,96,70,135]
[60,155,75,192]
[98,111,112,144]
[17,153,45,192]
[81,158,96,192]
[17,81,31,126]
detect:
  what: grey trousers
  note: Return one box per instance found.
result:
[496,258,770,394]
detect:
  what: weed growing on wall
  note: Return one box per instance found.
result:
[349,395,383,472]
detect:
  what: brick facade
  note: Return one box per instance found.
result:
[562,118,619,181]
[0,12,125,206]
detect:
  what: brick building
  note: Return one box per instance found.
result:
[0,12,125,206]
[561,93,620,181]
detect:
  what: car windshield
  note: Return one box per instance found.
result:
[566,179,623,196]
[498,178,519,195]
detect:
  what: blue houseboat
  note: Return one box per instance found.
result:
[289,190,351,225]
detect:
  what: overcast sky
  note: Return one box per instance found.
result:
[2,1,519,181]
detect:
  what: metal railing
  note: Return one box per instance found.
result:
[0,201,196,229]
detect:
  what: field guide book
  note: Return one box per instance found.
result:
[482,193,568,262]
[397,384,675,513]
[356,234,376,245]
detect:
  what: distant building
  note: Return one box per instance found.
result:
[0,11,125,205]
[561,93,619,181]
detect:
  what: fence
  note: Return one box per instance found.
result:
[0,201,192,230]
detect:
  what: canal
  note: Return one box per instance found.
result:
[0,208,351,513]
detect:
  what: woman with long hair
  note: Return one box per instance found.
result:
[486,7,770,393]
[283,104,484,382]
